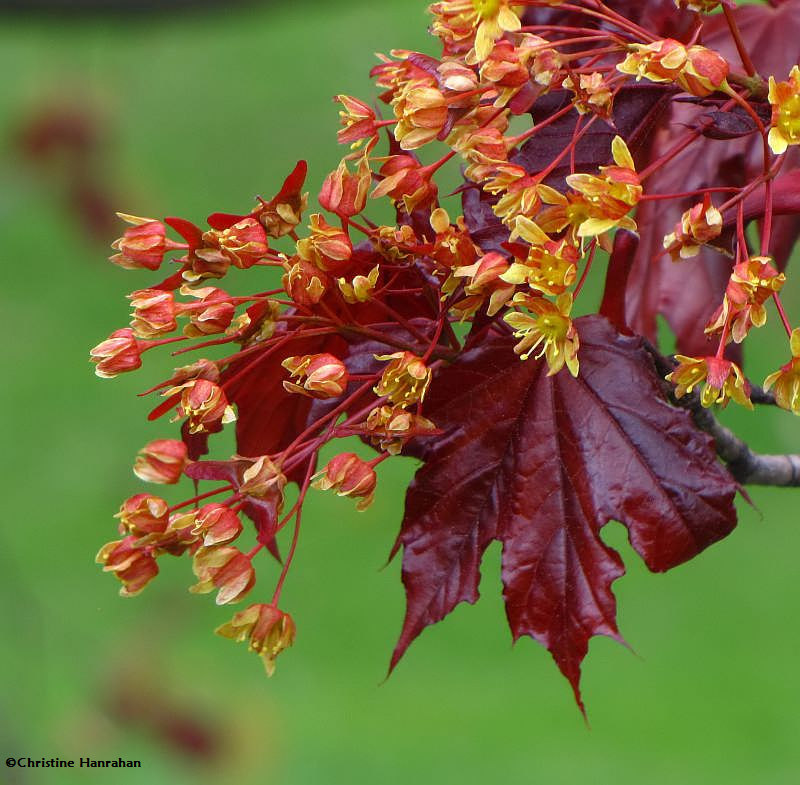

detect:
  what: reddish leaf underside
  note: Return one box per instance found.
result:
[392,316,737,710]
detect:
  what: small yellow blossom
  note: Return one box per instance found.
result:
[768,65,800,155]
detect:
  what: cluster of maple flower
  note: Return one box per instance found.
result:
[90,0,800,679]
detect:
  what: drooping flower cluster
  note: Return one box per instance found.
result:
[91,0,800,679]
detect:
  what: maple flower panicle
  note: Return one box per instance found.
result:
[133,439,189,485]
[90,328,145,378]
[312,453,378,511]
[96,536,159,597]
[282,353,349,399]
[504,291,579,376]
[192,503,243,547]
[318,155,371,217]
[190,545,255,605]
[168,379,236,434]
[768,65,800,155]
[110,213,183,271]
[618,40,729,98]
[216,603,296,676]
[115,493,170,537]
[667,355,753,409]
[763,328,800,415]
[563,136,641,237]
[663,196,722,260]
[374,352,432,407]
[705,257,785,343]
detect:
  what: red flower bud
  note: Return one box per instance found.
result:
[216,603,296,676]
[169,379,236,434]
[318,155,371,218]
[90,328,143,378]
[201,217,269,270]
[192,503,243,547]
[96,536,159,596]
[190,545,255,605]
[116,493,170,536]
[282,353,349,399]
[110,213,182,271]
[129,289,178,338]
[133,439,189,485]
[312,453,377,510]
[283,257,328,307]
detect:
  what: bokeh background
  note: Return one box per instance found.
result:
[1,1,799,783]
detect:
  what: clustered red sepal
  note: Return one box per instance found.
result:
[90,0,800,707]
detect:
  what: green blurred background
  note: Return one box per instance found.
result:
[1,1,799,783]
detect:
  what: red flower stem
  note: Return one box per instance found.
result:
[367,452,391,468]
[640,186,740,201]
[736,199,748,258]
[773,292,793,337]
[715,317,732,359]
[422,312,447,364]
[270,461,315,605]
[343,216,376,237]
[723,5,758,78]
[507,103,575,147]
[573,239,597,299]
[282,379,377,458]
[169,484,234,512]
[762,177,774,255]
[638,100,736,182]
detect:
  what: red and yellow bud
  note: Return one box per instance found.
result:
[128,289,178,338]
[501,225,579,296]
[192,503,243,547]
[452,251,516,316]
[705,257,785,343]
[562,72,613,119]
[618,40,728,97]
[371,155,438,214]
[313,453,377,511]
[296,214,353,274]
[283,257,328,307]
[338,265,380,304]
[282,353,349,399]
[504,292,580,376]
[216,603,296,676]
[667,355,753,409]
[392,85,449,150]
[169,379,236,434]
[365,405,437,454]
[663,196,722,260]
[133,439,188,485]
[116,493,170,537]
[200,218,269,270]
[768,65,800,155]
[110,213,181,271]
[96,536,159,597]
[181,286,236,337]
[764,329,800,415]
[374,352,432,407]
[336,94,379,148]
[90,328,144,378]
[318,155,371,218]
[238,456,287,501]
[190,545,255,605]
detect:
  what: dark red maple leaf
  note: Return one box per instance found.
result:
[392,316,737,710]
